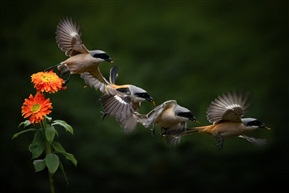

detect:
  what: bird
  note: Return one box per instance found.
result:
[81,66,155,133]
[164,91,271,150]
[134,100,197,145]
[46,18,113,83]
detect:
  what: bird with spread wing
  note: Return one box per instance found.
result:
[162,91,271,150]
[81,66,155,133]
[46,18,113,83]
[134,100,198,145]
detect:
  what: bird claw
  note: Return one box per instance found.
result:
[63,73,71,85]
[150,124,156,137]
[150,128,155,138]
[100,111,107,121]
[214,134,224,151]
[44,65,71,85]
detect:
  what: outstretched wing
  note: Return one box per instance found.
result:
[80,66,119,94]
[207,91,249,124]
[239,135,267,146]
[56,18,89,56]
[100,94,137,133]
[80,72,109,93]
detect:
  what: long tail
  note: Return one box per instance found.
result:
[161,127,195,137]
[44,64,68,75]
[109,66,118,84]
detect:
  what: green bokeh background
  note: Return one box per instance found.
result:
[1,1,288,193]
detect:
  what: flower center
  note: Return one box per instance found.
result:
[41,75,53,82]
[31,103,41,113]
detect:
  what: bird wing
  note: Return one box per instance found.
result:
[109,66,119,84]
[161,123,187,145]
[143,100,177,128]
[81,66,123,94]
[119,116,138,133]
[238,135,267,146]
[207,91,249,124]
[100,94,141,133]
[80,72,109,94]
[165,135,181,146]
[56,18,89,56]
[100,94,133,123]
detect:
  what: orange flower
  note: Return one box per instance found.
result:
[21,93,52,124]
[31,70,66,93]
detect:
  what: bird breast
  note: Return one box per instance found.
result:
[62,54,100,74]
[212,122,249,137]
[156,109,182,128]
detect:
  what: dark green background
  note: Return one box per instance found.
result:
[1,1,288,193]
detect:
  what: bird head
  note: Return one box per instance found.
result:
[129,86,155,105]
[134,92,155,105]
[89,50,113,63]
[175,105,197,122]
[242,118,271,130]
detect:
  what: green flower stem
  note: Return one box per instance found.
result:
[42,119,55,193]
[48,169,55,193]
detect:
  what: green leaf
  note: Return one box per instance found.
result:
[45,116,52,123]
[12,128,37,140]
[45,125,56,144]
[52,142,77,166]
[33,159,46,172]
[52,120,74,135]
[29,129,46,159]
[59,161,69,185]
[52,141,66,153]
[62,152,77,166]
[45,153,59,174]
[18,120,31,128]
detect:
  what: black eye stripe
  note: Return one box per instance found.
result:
[247,120,263,126]
[177,112,192,118]
[135,93,150,98]
[93,53,109,59]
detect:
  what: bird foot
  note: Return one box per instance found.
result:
[100,111,107,121]
[63,72,71,85]
[214,134,224,151]
[150,128,156,138]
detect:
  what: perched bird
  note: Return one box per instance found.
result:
[47,18,113,83]
[81,66,155,133]
[135,100,197,145]
[165,91,271,150]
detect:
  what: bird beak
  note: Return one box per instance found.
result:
[106,58,113,63]
[150,99,156,106]
[261,124,271,130]
[146,96,156,106]
[190,116,199,123]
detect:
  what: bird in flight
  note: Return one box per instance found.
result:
[134,100,197,145]
[81,66,155,133]
[46,18,113,83]
[164,91,271,150]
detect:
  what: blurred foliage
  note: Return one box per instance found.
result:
[1,1,288,193]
